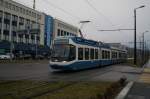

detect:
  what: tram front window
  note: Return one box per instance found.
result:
[51,44,76,62]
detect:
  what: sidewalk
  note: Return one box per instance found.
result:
[124,60,150,99]
[125,82,150,99]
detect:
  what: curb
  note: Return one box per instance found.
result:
[115,81,134,99]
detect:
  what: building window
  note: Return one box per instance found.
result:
[25,34,29,44]
[85,48,89,60]
[0,0,3,6]
[8,3,11,10]
[67,32,69,36]
[4,13,11,20]
[15,6,19,11]
[12,26,17,31]
[57,29,60,36]
[12,36,17,42]
[4,34,9,41]
[0,11,2,24]
[64,31,66,36]
[0,22,2,30]
[0,33,1,40]
[20,7,23,13]
[23,9,25,14]
[19,17,24,24]
[12,4,15,11]
[12,15,18,21]
[29,11,31,16]
[112,52,118,59]
[61,30,63,36]
[18,34,23,43]
[26,19,30,25]
[31,35,35,44]
[25,35,29,43]
[26,10,29,15]
[37,14,41,20]
[4,24,10,30]
[78,48,83,60]
[4,1,8,8]
[0,11,2,18]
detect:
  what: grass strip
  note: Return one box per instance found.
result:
[0,81,123,99]
[34,81,113,99]
[0,81,71,99]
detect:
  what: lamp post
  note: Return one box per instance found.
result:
[79,20,91,38]
[134,5,145,65]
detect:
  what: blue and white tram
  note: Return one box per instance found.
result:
[50,37,127,70]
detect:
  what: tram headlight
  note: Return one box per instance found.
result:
[62,61,67,63]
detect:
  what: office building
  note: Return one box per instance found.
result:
[53,19,78,39]
[0,0,49,57]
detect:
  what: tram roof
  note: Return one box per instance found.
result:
[54,37,126,51]
[71,37,110,48]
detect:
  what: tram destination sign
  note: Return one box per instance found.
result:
[54,39,69,44]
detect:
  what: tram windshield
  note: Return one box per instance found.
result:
[51,44,76,62]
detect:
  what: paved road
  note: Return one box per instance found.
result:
[0,61,142,81]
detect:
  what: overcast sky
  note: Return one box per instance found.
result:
[14,0,150,48]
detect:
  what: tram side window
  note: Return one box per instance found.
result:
[105,51,108,59]
[112,52,115,59]
[102,50,105,59]
[69,45,76,61]
[105,51,107,59]
[85,48,89,60]
[90,48,94,60]
[104,51,107,59]
[108,51,110,59]
[119,53,121,58]
[95,49,98,59]
[78,48,83,60]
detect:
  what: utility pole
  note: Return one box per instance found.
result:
[99,5,145,65]
[10,15,13,61]
[134,5,145,65]
[33,0,38,59]
[33,0,36,9]
[134,9,137,65]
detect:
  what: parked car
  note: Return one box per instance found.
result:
[0,53,14,60]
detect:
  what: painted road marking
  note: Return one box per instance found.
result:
[139,69,150,84]
[144,68,150,73]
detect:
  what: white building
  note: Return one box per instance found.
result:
[0,0,45,45]
[53,19,79,39]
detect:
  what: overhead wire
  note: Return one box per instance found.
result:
[42,0,81,21]
[83,0,115,27]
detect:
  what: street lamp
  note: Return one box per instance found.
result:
[79,20,91,38]
[134,5,145,65]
